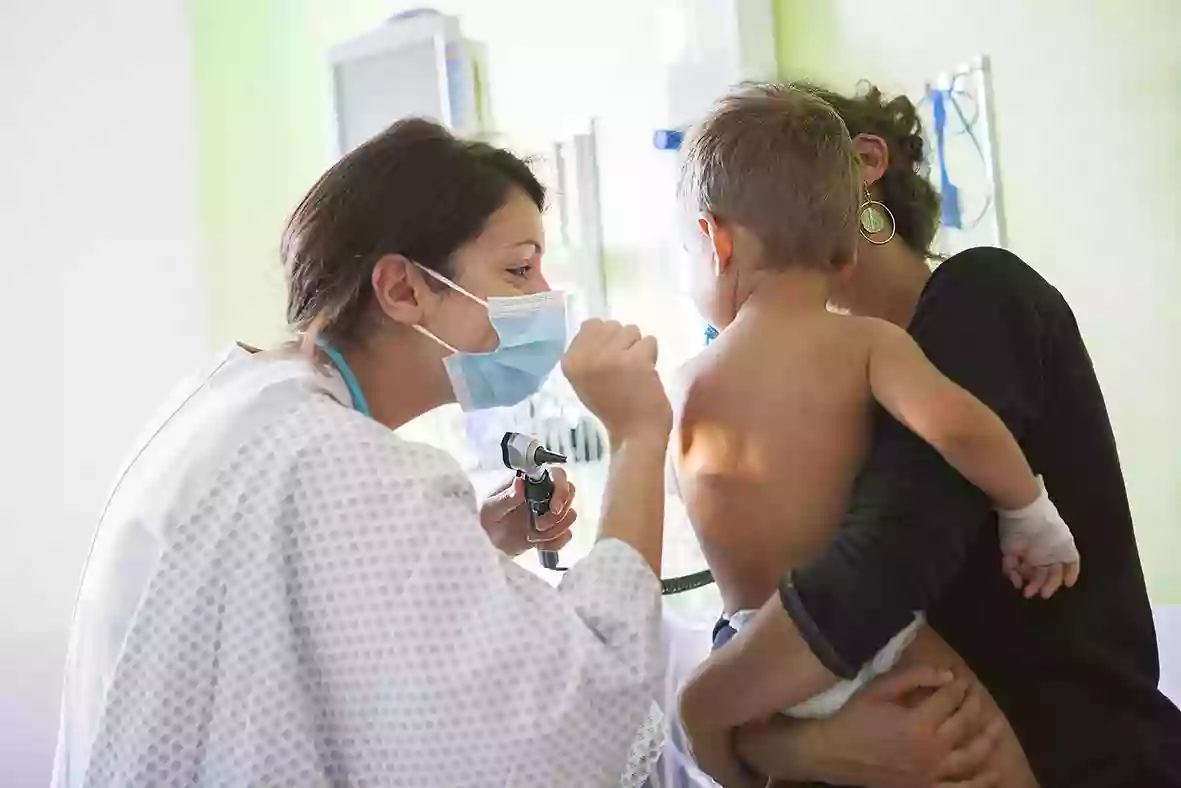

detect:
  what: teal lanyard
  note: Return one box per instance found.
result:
[315,338,372,418]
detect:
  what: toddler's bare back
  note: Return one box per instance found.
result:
[676,308,882,613]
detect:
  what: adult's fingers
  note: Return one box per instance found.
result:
[937,718,1003,783]
[1039,563,1065,599]
[935,771,1001,788]
[547,469,574,518]
[915,677,971,730]
[533,508,577,540]
[528,506,577,541]
[622,334,659,365]
[564,318,600,354]
[604,321,641,354]
[483,477,525,520]
[535,484,576,532]
[935,680,984,747]
[863,664,954,703]
[534,527,574,553]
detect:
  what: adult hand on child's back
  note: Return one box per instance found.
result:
[735,664,1004,788]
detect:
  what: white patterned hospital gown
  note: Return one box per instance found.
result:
[52,345,665,788]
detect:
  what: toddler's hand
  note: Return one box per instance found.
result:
[997,477,1080,599]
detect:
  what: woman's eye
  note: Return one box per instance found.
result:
[508,265,532,278]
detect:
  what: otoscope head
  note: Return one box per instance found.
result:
[501,432,567,479]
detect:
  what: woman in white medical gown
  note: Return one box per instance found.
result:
[52,118,671,788]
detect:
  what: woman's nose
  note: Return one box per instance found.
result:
[531,269,552,294]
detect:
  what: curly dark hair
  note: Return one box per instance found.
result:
[794,82,941,258]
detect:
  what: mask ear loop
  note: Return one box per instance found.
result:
[412,324,458,353]
[411,262,484,354]
[415,262,489,307]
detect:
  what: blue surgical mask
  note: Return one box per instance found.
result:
[415,265,568,411]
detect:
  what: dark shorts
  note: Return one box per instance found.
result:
[712,616,737,651]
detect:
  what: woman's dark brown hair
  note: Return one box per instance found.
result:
[282,118,545,346]
[795,82,941,258]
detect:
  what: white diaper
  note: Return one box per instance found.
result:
[728,610,925,719]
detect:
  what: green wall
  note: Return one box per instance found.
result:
[189,0,395,347]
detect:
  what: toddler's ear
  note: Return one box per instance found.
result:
[701,214,734,276]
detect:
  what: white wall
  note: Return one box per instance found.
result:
[0,1,208,784]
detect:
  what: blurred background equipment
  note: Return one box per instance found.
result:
[913,56,1007,258]
[330,9,490,152]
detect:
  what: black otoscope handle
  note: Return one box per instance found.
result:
[523,473,554,515]
[522,471,561,570]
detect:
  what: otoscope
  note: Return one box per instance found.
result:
[499,430,717,592]
[500,432,568,570]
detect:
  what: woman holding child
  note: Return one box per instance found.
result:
[672,83,1181,787]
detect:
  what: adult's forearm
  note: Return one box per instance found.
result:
[597,432,669,575]
[680,600,837,730]
[734,715,832,785]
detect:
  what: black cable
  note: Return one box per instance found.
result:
[661,569,714,595]
[527,504,714,593]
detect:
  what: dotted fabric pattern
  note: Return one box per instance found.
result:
[58,353,665,788]
[622,704,665,788]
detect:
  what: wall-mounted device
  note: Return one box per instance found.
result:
[660,0,777,136]
[328,8,489,156]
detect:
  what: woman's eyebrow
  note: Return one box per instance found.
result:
[505,239,543,254]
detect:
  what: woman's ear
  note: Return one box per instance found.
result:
[853,133,890,188]
[700,214,734,275]
[371,253,429,326]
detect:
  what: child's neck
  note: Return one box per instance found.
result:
[740,266,832,320]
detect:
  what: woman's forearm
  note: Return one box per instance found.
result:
[597,432,669,575]
[734,716,831,785]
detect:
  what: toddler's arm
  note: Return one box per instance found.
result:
[866,319,1079,597]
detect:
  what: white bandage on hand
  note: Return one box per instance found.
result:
[996,476,1080,567]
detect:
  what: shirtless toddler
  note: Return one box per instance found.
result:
[672,84,1080,721]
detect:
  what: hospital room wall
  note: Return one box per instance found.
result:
[189,0,703,370]
[0,0,209,784]
[771,0,1181,602]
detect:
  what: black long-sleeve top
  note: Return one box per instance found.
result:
[782,247,1181,787]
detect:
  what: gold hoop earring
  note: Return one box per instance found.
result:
[858,186,896,245]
